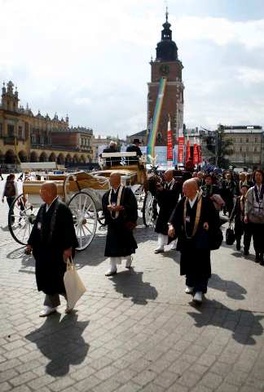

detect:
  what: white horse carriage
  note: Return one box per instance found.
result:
[8,152,156,250]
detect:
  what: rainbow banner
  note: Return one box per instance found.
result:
[147,77,167,159]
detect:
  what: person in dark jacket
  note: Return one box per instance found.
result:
[201,174,225,212]
[229,184,251,253]
[102,172,138,276]
[126,138,142,164]
[25,181,78,317]
[168,178,220,304]
[244,169,264,264]
[2,173,18,208]
[221,171,238,216]
[103,141,120,167]
[154,169,181,253]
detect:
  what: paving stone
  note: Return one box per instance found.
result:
[0,193,264,392]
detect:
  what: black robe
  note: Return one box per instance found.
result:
[28,198,78,295]
[102,186,138,257]
[169,195,219,278]
[155,180,181,236]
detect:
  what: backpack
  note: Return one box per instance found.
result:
[4,180,16,197]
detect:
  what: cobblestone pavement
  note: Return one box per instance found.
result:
[0,175,264,391]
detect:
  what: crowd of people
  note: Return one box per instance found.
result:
[146,166,264,304]
[99,166,264,307]
[2,159,264,313]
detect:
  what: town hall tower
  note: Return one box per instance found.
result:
[147,10,184,146]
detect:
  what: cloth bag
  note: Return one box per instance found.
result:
[63,258,86,309]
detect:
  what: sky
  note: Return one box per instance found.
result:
[1,0,264,139]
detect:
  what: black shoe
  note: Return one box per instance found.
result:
[259,254,264,265]
[244,249,249,256]
[255,253,260,263]
[236,243,241,251]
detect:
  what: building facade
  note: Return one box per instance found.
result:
[147,11,184,146]
[0,81,94,167]
[199,125,264,169]
[222,125,264,169]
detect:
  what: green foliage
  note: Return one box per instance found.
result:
[205,127,233,169]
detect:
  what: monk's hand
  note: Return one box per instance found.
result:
[24,245,32,255]
[203,222,209,231]
[168,224,175,237]
[115,205,124,211]
[63,248,72,261]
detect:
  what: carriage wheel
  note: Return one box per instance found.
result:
[142,191,158,227]
[68,191,97,251]
[8,194,38,245]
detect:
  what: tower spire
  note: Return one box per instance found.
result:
[156,10,178,61]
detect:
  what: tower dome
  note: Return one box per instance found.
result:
[156,11,178,62]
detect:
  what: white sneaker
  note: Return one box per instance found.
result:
[125,256,133,268]
[193,292,203,303]
[105,267,117,276]
[170,241,177,250]
[185,286,194,294]
[39,306,57,317]
[154,247,164,254]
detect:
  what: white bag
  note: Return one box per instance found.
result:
[63,259,86,310]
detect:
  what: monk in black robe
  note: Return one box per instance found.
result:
[154,169,181,253]
[25,181,78,316]
[102,172,138,276]
[168,178,220,304]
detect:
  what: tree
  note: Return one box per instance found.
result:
[215,125,233,169]
[204,125,233,169]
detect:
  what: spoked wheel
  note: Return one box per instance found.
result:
[142,191,158,227]
[8,194,38,245]
[68,191,97,251]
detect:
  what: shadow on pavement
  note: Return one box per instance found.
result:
[0,224,9,232]
[6,246,35,272]
[187,299,263,345]
[109,269,158,305]
[75,224,156,267]
[209,273,247,300]
[25,311,89,377]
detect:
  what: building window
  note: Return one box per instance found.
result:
[18,126,24,139]
[7,124,15,136]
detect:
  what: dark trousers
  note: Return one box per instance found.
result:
[251,223,264,255]
[186,274,209,294]
[44,293,67,308]
[235,221,252,251]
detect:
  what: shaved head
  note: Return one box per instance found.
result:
[183,178,199,199]
[164,169,174,182]
[40,181,58,204]
[109,172,122,189]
